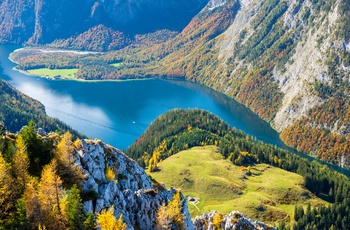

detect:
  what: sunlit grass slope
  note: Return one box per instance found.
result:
[150,145,325,224]
[27,68,78,79]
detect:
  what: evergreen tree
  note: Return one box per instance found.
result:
[65,184,83,230]
[82,212,95,230]
[21,121,52,176]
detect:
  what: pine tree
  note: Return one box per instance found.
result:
[83,212,95,230]
[13,198,27,229]
[21,120,51,176]
[65,184,83,230]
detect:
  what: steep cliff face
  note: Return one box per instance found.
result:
[74,139,193,229]
[214,0,339,128]
[0,0,35,44]
[183,0,350,166]
[0,0,209,44]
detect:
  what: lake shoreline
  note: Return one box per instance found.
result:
[5,45,350,175]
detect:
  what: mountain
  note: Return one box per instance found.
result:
[126,109,350,229]
[0,128,276,229]
[75,138,193,229]
[10,0,350,168]
[0,78,82,137]
[0,0,209,45]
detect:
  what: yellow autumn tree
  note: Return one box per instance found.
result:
[96,206,127,230]
[148,149,160,172]
[24,179,42,229]
[0,152,17,225]
[56,132,74,164]
[212,212,224,229]
[55,132,84,186]
[156,203,170,229]
[37,160,66,229]
[105,165,117,182]
[13,135,29,191]
[166,191,184,229]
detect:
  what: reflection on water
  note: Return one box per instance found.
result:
[1,45,350,177]
[0,45,284,151]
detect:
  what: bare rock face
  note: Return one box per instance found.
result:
[193,211,276,230]
[75,139,193,230]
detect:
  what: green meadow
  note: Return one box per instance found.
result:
[150,146,326,224]
[27,68,79,79]
[110,62,122,67]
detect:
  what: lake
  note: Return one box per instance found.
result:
[0,44,285,150]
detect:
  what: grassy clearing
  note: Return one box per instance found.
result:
[110,62,122,67]
[150,146,326,225]
[27,68,78,79]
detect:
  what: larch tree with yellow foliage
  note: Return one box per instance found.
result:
[156,203,170,229]
[96,206,127,230]
[24,179,43,229]
[0,152,18,227]
[212,212,224,230]
[163,190,184,229]
[37,160,66,230]
[13,135,29,191]
[55,131,84,187]
[155,190,185,229]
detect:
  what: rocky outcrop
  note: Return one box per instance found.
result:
[74,139,276,229]
[74,139,193,229]
[193,211,276,230]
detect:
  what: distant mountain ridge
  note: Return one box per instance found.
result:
[0,0,209,45]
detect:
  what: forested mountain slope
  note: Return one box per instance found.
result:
[126,109,350,229]
[0,126,276,230]
[0,78,81,137]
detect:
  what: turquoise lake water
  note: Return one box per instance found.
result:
[0,44,285,150]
